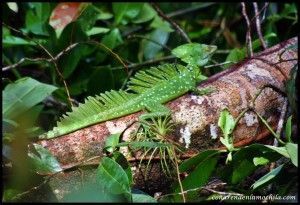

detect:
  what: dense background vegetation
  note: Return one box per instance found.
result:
[2,2,298,202]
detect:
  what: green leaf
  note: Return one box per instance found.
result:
[231,160,255,184]
[101,28,123,49]
[28,143,62,174]
[251,164,284,190]
[77,4,100,32]
[87,66,115,96]
[86,27,110,36]
[175,154,219,192]
[132,193,157,203]
[132,3,156,24]
[2,36,36,46]
[25,3,50,35]
[217,109,235,141]
[2,77,57,120]
[96,157,130,195]
[104,133,121,153]
[223,48,245,68]
[285,143,298,167]
[179,150,220,172]
[150,16,174,32]
[253,157,270,166]
[143,29,169,60]
[113,3,143,25]
[112,151,133,186]
[172,43,217,67]
[285,116,292,142]
[264,145,290,158]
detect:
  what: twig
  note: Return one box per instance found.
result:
[241,2,253,57]
[251,3,270,23]
[127,34,172,53]
[166,3,215,18]
[110,55,176,71]
[3,23,74,107]
[275,99,288,141]
[172,146,186,202]
[150,3,191,43]
[10,174,55,201]
[3,57,50,71]
[253,3,267,49]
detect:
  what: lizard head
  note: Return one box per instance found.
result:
[172,43,217,67]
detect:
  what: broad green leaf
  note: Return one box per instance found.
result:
[224,33,277,68]
[77,4,100,32]
[253,157,270,166]
[96,157,130,195]
[143,29,169,60]
[25,3,50,35]
[285,116,292,142]
[251,164,284,190]
[218,109,235,138]
[28,144,62,174]
[132,3,156,24]
[150,16,174,32]
[104,133,121,153]
[87,66,114,96]
[2,36,36,46]
[172,43,217,67]
[231,160,255,184]
[86,27,110,36]
[113,3,143,25]
[264,145,290,158]
[101,28,123,49]
[221,144,283,184]
[179,149,220,172]
[175,154,219,192]
[132,193,157,203]
[3,77,57,120]
[112,151,133,186]
[285,143,297,167]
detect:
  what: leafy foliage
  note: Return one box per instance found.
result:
[2,2,298,203]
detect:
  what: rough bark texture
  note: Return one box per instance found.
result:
[37,37,297,170]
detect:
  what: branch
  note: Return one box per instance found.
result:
[151,3,191,43]
[253,3,267,49]
[241,2,253,57]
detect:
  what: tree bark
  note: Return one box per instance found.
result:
[37,37,298,170]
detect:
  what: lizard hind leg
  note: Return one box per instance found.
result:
[192,86,215,96]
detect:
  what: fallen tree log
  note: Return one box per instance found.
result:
[37,37,297,170]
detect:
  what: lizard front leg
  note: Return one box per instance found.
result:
[192,87,215,96]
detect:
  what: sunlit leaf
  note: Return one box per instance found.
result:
[132,193,157,202]
[28,143,62,174]
[285,143,297,167]
[143,28,169,60]
[96,157,130,195]
[253,157,269,166]
[104,133,121,153]
[285,116,292,142]
[3,77,57,120]
[251,164,284,190]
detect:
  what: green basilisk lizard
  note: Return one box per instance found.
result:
[41,43,217,139]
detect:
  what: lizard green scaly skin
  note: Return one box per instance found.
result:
[41,44,217,139]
